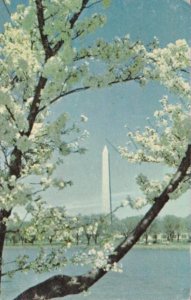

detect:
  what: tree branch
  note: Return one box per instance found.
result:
[2,0,11,16]
[35,0,53,60]
[5,229,19,234]
[28,0,90,134]
[86,0,102,9]
[27,75,47,135]
[28,0,139,133]
[38,75,141,113]
[70,0,89,27]
[52,0,90,55]
[13,144,191,300]
[40,86,90,111]
[5,105,16,123]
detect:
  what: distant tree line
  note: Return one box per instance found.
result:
[5,213,191,246]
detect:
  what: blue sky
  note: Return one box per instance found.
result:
[54,0,191,218]
[1,0,191,218]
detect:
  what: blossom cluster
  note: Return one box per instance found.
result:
[119,96,191,206]
[119,96,191,167]
[73,242,122,272]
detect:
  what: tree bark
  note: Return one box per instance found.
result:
[0,209,11,290]
[177,233,180,242]
[144,232,148,244]
[0,222,6,290]
[13,145,191,300]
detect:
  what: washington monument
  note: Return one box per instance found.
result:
[102,145,112,217]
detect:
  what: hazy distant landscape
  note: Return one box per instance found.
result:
[5,213,191,247]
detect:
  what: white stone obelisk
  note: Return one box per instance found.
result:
[102,145,112,216]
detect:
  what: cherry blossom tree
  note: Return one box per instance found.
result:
[0,0,190,299]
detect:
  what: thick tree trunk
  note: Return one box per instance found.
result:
[153,234,157,244]
[0,210,10,290]
[177,233,180,242]
[93,235,98,245]
[0,224,6,290]
[170,232,174,242]
[13,145,191,300]
[144,232,148,244]
[86,235,91,245]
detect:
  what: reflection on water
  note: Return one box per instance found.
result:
[2,247,190,300]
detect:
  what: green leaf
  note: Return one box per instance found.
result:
[103,0,111,8]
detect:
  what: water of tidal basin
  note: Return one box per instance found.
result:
[2,247,190,300]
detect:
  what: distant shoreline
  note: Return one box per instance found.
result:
[5,242,190,250]
[134,243,190,250]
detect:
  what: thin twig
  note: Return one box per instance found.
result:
[2,0,11,16]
